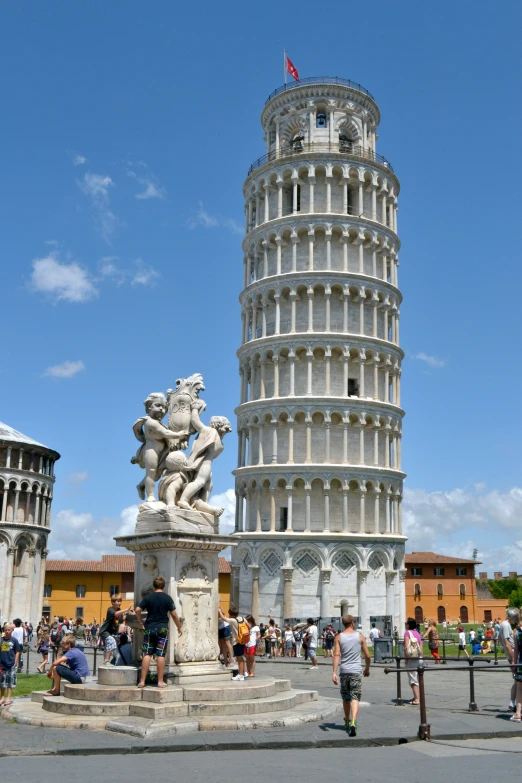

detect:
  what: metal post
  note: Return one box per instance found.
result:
[468,658,478,711]
[26,646,29,674]
[441,638,447,664]
[93,646,97,676]
[395,655,403,706]
[417,665,430,740]
[493,638,498,665]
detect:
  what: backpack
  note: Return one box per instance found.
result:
[237,618,250,646]
[50,625,63,646]
[294,631,302,642]
[406,630,421,658]
[325,629,335,641]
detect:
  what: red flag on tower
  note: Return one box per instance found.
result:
[285,53,300,82]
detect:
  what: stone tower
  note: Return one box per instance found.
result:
[0,422,60,624]
[231,77,406,630]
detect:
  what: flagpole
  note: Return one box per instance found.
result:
[283,49,287,85]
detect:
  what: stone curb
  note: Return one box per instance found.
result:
[2,728,522,757]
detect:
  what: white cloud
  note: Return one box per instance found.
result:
[189,202,242,235]
[412,352,445,369]
[31,253,97,303]
[67,150,87,166]
[403,484,522,575]
[44,360,85,378]
[48,505,138,560]
[67,471,88,484]
[209,488,236,535]
[131,259,159,287]
[78,172,118,241]
[115,505,139,537]
[127,162,166,200]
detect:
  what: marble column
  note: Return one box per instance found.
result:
[399,569,407,629]
[2,547,15,620]
[286,485,293,531]
[282,568,294,621]
[304,486,311,532]
[250,565,261,621]
[385,570,396,624]
[320,569,332,617]
[231,565,241,610]
[358,569,369,630]
[36,548,49,624]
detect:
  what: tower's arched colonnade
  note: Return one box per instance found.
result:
[232,78,406,629]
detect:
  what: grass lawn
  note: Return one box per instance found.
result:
[12,674,50,697]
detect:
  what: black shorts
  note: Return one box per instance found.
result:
[233,643,245,657]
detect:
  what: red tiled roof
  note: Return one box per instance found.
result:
[100,555,135,572]
[46,555,135,573]
[46,555,231,574]
[405,552,481,565]
[218,558,231,574]
[46,560,101,572]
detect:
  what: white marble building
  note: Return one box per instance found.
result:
[231,77,406,630]
[0,423,60,624]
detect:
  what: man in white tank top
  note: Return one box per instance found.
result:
[332,614,371,737]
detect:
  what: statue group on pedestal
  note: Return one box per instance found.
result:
[131,374,231,518]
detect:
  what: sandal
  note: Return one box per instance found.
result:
[409,700,420,705]
[3,700,12,707]
[44,690,59,696]
[137,683,146,689]
[510,715,521,722]
[0,698,5,706]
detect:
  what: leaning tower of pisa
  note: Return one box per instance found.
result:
[231,77,406,631]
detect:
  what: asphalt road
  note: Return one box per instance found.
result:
[5,739,522,781]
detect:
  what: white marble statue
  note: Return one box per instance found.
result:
[131,393,182,502]
[131,375,231,531]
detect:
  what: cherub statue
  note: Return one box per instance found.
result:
[177,412,232,517]
[158,450,190,506]
[167,374,207,450]
[131,393,183,502]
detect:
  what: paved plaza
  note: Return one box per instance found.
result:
[2,657,522,756]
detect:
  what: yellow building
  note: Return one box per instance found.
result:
[44,555,231,622]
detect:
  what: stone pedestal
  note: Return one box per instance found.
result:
[115,521,236,685]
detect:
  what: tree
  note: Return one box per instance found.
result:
[508,589,522,609]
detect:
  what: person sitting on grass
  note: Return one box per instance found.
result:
[0,624,21,707]
[45,635,90,695]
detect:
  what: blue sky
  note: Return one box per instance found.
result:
[2,1,521,573]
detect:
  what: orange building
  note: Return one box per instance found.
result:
[44,555,231,622]
[405,552,480,624]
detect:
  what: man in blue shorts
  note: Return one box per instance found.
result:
[135,576,183,688]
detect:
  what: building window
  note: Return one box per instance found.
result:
[434,567,445,576]
[280,507,288,531]
[484,610,492,623]
[109,585,120,596]
[339,131,353,152]
[414,583,421,597]
[459,583,466,600]
[348,378,359,397]
[456,567,467,576]
[460,605,469,623]
[316,112,327,128]
[43,584,52,597]
[75,585,86,598]
[437,583,444,599]
[411,568,422,576]
[437,605,446,623]
[414,606,423,624]
[75,607,84,620]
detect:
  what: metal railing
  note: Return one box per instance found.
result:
[265,76,375,104]
[384,657,519,741]
[248,143,394,175]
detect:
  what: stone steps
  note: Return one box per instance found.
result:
[42,696,134,716]
[64,684,144,703]
[180,678,289,702]
[3,693,340,736]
